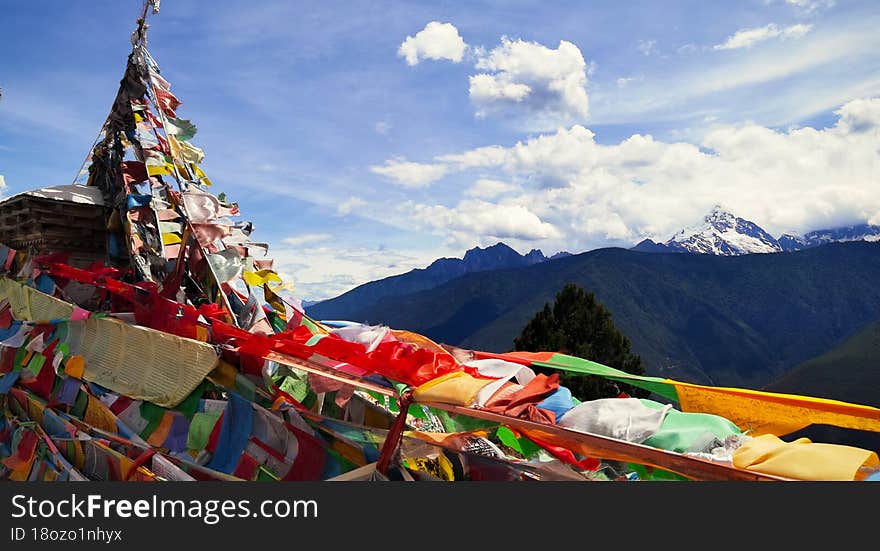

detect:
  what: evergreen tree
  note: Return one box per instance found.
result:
[514,283,649,401]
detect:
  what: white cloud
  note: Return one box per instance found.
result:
[637,39,657,56]
[398,21,468,66]
[469,37,590,127]
[835,97,880,132]
[392,97,880,253]
[439,124,599,185]
[369,158,448,188]
[677,43,698,55]
[412,199,562,245]
[271,244,446,302]
[465,178,518,199]
[589,19,880,127]
[282,233,333,246]
[713,23,813,51]
[399,29,592,129]
[469,74,532,103]
[785,0,835,15]
[336,196,367,216]
[374,121,391,135]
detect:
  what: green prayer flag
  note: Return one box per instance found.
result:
[13,343,30,372]
[187,412,221,451]
[434,408,496,433]
[71,390,89,419]
[304,333,326,347]
[256,465,280,481]
[300,317,321,334]
[25,354,46,379]
[164,116,197,141]
[266,310,287,334]
[139,402,166,439]
[538,353,680,402]
[174,381,208,419]
[639,399,741,454]
[279,374,310,402]
[495,426,542,459]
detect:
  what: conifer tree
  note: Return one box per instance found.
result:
[514,283,649,401]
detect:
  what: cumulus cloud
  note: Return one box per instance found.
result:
[469,37,590,126]
[412,199,562,245]
[835,97,880,132]
[397,24,592,129]
[465,178,518,199]
[714,23,813,50]
[469,73,532,102]
[370,158,448,188]
[398,21,468,65]
[438,124,599,186]
[392,97,880,252]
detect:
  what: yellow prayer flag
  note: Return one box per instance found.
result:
[168,135,205,165]
[176,163,193,181]
[673,381,880,436]
[733,434,880,481]
[84,395,118,434]
[242,269,282,287]
[147,162,174,176]
[207,359,238,389]
[162,232,182,246]
[412,371,493,407]
[193,164,213,187]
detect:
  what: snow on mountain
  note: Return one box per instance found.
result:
[632,209,879,256]
[777,224,880,252]
[778,232,809,252]
[663,205,782,256]
[802,224,880,247]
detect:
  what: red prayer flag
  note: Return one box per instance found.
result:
[153,87,182,118]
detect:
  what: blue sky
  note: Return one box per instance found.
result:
[1,0,879,301]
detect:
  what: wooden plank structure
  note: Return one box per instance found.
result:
[0,185,111,268]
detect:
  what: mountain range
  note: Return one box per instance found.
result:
[632,205,880,255]
[308,242,569,319]
[307,241,880,393]
[311,207,879,323]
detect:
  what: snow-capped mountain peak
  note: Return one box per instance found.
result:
[664,206,782,256]
[632,209,880,256]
